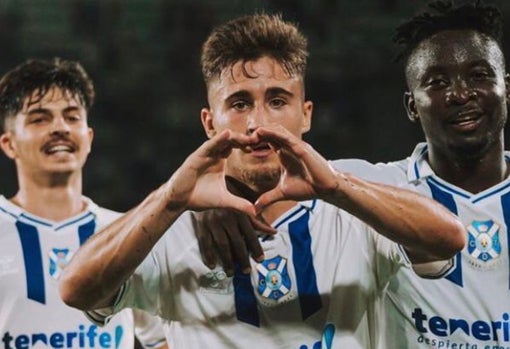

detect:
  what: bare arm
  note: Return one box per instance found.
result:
[254,126,465,262]
[59,130,259,310]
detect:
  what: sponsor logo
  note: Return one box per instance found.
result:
[199,268,233,295]
[412,308,510,342]
[1,324,123,349]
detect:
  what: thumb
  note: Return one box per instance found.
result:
[223,192,257,216]
[254,188,284,213]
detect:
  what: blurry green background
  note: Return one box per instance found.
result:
[0,0,509,211]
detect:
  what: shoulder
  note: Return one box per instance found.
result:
[329,158,408,186]
[83,197,123,227]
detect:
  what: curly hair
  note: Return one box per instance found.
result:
[0,57,95,130]
[393,0,503,63]
[201,13,308,86]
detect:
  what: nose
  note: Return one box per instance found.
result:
[50,116,71,136]
[247,106,266,134]
[445,79,477,105]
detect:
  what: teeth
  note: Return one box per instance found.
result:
[47,145,73,153]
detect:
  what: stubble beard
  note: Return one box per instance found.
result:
[239,167,281,195]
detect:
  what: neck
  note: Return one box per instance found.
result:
[428,140,508,194]
[259,200,298,225]
[225,176,298,225]
[12,171,85,221]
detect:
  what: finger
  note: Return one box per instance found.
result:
[239,216,265,263]
[249,214,276,235]
[191,213,217,269]
[254,188,284,213]
[221,192,257,216]
[224,216,251,274]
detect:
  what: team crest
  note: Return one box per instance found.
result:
[467,220,501,264]
[256,255,291,301]
[49,248,73,280]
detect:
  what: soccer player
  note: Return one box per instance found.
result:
[0,58,168,349]
[59,14,465,348]
[330,2,510,347]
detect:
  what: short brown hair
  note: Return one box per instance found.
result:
[201,13,308,86]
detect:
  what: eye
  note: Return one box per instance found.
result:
[28,114,49,124]
[66,114,82,122]
[470,69,492,81]
[231,100,251,112]
[269,98,287,109]
[426,76,449,89]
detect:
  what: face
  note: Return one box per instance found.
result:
[405,30,509,160]
[0,87,93,178]
[201,56,313,192]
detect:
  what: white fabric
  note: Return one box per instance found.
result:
[0,196,165,349]
[89,198,424,348]
[331,142,510,348]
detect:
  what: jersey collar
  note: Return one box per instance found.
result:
[407,142,435,183]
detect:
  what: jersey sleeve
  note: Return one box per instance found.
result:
[373,232,455,283]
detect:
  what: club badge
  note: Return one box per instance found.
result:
[467,220,501,266]
[256,255,291,301]
[49,248,73,280]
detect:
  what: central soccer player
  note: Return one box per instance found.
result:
[60,14,465,348]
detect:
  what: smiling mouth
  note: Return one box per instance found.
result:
[43,144,76,154]
[449,110,483,132]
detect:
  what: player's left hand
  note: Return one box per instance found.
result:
[253,125,339,211]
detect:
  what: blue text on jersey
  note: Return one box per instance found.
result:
[2,324,123,349]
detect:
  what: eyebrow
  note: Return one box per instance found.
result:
[266,87,294,98]
[225,87,295,103]
[26,106,83,115]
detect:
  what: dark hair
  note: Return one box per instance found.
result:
[0,57,95,130]
[201,13,308,86]
[393,0,503,62]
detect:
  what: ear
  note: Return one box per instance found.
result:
[404,92,419,123]
[86,127,94,154]
[301,100,313,134]
[505,73,510,100]
[0,131,17,160]
[200,107,216,139]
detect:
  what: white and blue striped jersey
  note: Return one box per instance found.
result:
[90,199,414,349]
[331,142,510,348]
[0,196,165,349]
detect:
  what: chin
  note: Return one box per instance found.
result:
[449,137,494,160]
[241,167,280,192]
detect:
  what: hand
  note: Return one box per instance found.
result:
[192,209,275,276]
[253,126,339,211]
[164,130,259,215]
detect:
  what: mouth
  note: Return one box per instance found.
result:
[42,142,77,155]
[245,142,273,157]
[449,109,483,132]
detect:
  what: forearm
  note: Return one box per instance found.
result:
[325,172,465,262]
[60,184,184,310]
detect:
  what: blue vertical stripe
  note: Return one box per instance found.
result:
[500,192,510,290]
[233,264,259,327]
[427,179,463,287]
[289,210,322,319]
[17,221,45,304]
[78,219,95,245]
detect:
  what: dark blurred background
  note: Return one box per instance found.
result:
[1,0,509,211]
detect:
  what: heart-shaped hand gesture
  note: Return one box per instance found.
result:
[252,125,339,211]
